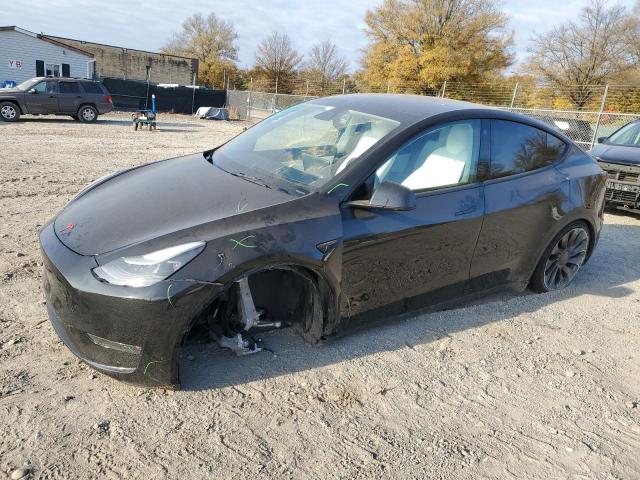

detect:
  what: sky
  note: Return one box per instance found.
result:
[1,0,636,73]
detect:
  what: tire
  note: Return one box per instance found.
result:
[77,105,98,123]
[529,221,591,293]
[0,102,20,122]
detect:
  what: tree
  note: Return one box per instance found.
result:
[254,32,303,93]
[526,0,632,109]
[162,13,238,88]
[304,41,348,95]
[360,0,514,93]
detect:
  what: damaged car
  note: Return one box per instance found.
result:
[40,94,607,388]
[591,119,640,214]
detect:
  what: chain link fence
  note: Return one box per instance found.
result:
[227,77,640,150]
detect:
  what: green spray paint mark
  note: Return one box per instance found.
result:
[167,284,175,309]
[327,183,349,195]
[230,235,257,249]
[143,360,162,376]
[236,200,249,213]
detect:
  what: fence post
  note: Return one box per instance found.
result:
[191,72,196,115]
[509,82,519,109]
[386,80,390,94]
[591,84,609,149]
[305,80,309,100]
[248,76,253,121]
[342,79,346,95]
[441,80,447,98]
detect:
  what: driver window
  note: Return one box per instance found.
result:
[375,120,481,192]
[32,81,57,94]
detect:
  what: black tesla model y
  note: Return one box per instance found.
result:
[40,94,607,387]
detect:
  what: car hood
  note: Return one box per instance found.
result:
[0,88,21,95]
[54,153,295,256]
[591,144,640,166]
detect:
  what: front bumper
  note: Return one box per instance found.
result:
[40,222,221,387]
[599,161,640,210]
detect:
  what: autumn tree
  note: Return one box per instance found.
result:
[254,32,303,93]
[526,0,632,109]
[303,41,348,95]
[360,0,513,93]
[162,13,238,88]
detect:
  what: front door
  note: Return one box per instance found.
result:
[340,119,486,320]
[24,80,58,114]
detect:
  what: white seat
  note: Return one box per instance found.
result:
[402,124,473,190]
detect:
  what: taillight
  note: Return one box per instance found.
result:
[105,95,112,104]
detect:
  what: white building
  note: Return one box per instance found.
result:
[0,26,94,87]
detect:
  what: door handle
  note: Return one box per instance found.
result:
[48,95,56,98]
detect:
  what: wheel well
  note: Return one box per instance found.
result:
[183,266,331,348]
[1,100,23,114]
[78,103,97,112]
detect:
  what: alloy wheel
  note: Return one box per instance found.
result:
[81,107,96,121]
[543,227,589,290]
[1,105,17,120]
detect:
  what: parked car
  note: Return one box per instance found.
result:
[0,77,113,123]
[590,119,640,213]
[40,94,607,388]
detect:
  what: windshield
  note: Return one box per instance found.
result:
[16,78,42,91]
[607,122,640,147]
[213,102,400,193]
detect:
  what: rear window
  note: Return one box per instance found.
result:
[80,82,104,94]
[59,82,81,94]
[490,120,567,178]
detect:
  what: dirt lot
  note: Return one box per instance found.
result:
[1,113,639,479]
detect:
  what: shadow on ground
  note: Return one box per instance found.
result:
[179,221,639,391]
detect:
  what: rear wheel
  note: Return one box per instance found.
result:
[0,102,20,122]
[530,222,590,292]
[77,105,98,123]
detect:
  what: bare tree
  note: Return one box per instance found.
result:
[624,1,640,65]
[255,32,303,92]
[162,13,238,87]
[526,0,632,108]
[305,41,348,93]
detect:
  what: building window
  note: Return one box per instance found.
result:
[45,63,61,77]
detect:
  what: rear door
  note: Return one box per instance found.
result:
[23,80,58,114]
[340,119,487,319]
[58,81,84,114]
[468,119,570,291]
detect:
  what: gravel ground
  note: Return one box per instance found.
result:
[1,112,639,479]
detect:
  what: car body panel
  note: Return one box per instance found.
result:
[341,184,484,319]
[39,94,606,388]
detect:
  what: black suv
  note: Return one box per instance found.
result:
[0,77,113,123]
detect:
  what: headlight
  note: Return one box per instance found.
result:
[93,241,205,287]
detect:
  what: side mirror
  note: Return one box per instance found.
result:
[28,88,37,94]
[347,181,416,211]
[597,136,608,144]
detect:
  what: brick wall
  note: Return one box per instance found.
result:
[44,36,198,85]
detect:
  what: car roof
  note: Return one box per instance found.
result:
[32,77,99,82]
[310,93,571,141]
[311,93,491,123]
